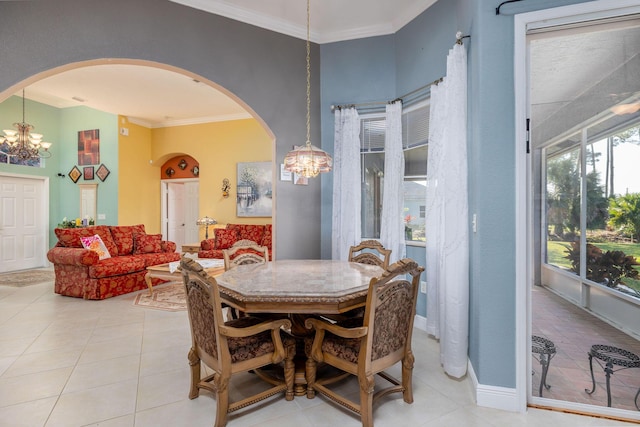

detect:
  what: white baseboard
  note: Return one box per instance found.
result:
[414,314,427,331]
[467,360,520,412]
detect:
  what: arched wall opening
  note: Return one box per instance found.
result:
[0,59,278,257]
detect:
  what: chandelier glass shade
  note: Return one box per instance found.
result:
[1,90,52,161]
[283,143,332,178]
[283,0,332,179]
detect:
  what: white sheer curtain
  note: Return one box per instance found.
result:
[380,100,405,263]
[425,41,469,378]
[332,107,361,260]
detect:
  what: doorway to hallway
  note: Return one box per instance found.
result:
[162,179,199,250]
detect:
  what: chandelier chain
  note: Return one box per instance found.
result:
[281,0,332,178]
[306,0,311,146]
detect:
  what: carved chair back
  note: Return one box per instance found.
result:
[348,240,392,269]
[223,240,269,270]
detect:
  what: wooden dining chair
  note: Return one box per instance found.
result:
[222,239,269,270]
[304,258,424,427]
[348,240,392,269]
[180,257,296,427]
[222,240,269,319]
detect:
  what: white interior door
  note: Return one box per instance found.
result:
[167,182,186,249]
[0,175,48,272]
[184,181,199,243]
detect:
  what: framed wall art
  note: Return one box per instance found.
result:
[83,166,94,180]
[236,161,272,217]
[78,129,100,165]
[96,163,110,181]
[68,166,81,183]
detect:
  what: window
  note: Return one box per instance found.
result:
[543,122,640,298]
[360,101,429,242]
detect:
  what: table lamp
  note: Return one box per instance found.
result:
[196,216,217,239]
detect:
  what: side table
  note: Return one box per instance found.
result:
[181,243,201,254]
[585,344,640,409]
[531,335,556,397]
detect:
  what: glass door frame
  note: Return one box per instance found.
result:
[514,0,640,418]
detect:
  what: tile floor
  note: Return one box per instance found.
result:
[0,279,638,427]
[532,286,640,412]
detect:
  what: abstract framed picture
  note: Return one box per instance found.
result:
[68,166,81,183]
[236,161,272,217]
[96,163,110,182]
[83,166,94,180]
[78,129,100,165]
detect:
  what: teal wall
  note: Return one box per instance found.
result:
[58,107,118,226]
[0,96,117,245]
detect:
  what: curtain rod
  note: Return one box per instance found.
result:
[330,30,470,113]
[496,0,523,15]
[330,76,443,113]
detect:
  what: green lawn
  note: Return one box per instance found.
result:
[546,241,640,294]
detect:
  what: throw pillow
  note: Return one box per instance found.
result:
[215,228,238,250]
[133,233,163,254]
[80,234,112,260]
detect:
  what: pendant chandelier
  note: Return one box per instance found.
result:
[283,0,332,179]
[0,90,52,161]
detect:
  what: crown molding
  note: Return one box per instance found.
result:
[170,0,438,44]
[128,112,253,129]
[170,0,320,42]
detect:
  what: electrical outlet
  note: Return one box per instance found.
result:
[420,281,427,294]
[98,213,106,220]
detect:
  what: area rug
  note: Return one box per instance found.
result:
[133,282,186,312]
[0,269,55,287]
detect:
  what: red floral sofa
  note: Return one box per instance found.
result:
[198,223,272,260]
[47,224,180,300]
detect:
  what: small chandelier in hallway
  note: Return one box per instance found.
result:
[1,89,52,161]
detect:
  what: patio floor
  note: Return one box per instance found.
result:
[532,285,640,413]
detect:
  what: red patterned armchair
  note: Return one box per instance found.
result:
[47,224,180,299]
[198,223,272,260]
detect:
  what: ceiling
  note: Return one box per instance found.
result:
[16,0,438,128]
[530,17,640,144]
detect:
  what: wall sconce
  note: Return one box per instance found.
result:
[222,178,230,198]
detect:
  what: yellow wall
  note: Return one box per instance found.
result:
[117,116,161,232]
[118,117,272,239]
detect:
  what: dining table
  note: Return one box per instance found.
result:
[215,259,384,395]
[215,259,383,317]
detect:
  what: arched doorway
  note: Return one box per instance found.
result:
[0,60,276,268]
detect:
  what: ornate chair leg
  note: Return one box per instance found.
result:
[305,357,316,399]
[284,340,296,401]
[214,373,230,427]
[187,348,201,399]
[585,353,597,395]
[402,352,415,403]
[539,354,549,396]
[359,375,375,427]
[604,361,613,407]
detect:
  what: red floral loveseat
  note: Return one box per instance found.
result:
[47,224,180,300]
[198,223,272,260]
